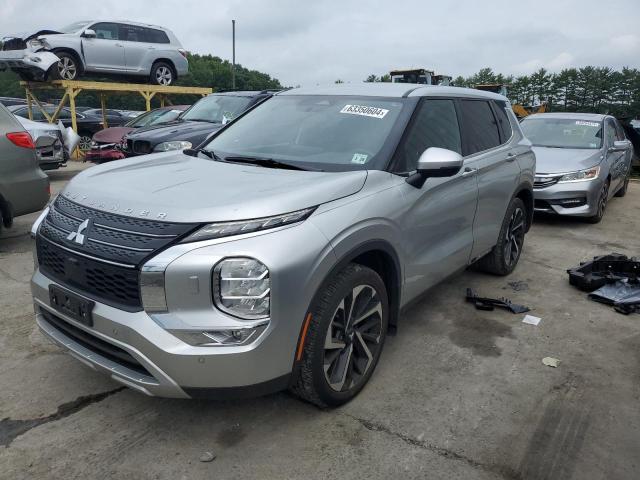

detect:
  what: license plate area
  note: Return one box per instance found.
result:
[49,284,94,327]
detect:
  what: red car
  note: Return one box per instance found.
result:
[85,105,189,163]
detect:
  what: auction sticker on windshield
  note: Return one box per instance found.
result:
[340,104,389,119]
[576,121,600,127]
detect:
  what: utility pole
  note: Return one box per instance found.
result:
[232,19,236,90]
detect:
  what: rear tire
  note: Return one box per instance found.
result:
[475,197,527,276]
[150,61,174,85]
[290,264,388,407]
[615,173,630,198]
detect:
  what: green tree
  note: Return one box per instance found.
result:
[364,74,379,82]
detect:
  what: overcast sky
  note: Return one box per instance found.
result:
[2,0,639,86]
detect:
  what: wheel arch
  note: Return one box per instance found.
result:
[151,58,178,79]
[514,183,534,232]
[311,240,402,334]
[50,48,85,72]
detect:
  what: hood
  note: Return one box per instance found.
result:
[532,146,603,174]
[93,126,134,144]
[3,29,63,41]
[126,120,222,145]
[62,153,367,223]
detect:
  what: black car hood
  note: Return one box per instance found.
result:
[125,120,223,146]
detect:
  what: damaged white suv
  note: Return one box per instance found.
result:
[0,20,188,85]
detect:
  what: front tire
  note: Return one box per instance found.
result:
[475,197,527,276]
[49,51,80,80]
[290,264,388,407]
[587,180,609,223]
[615,172,630,198]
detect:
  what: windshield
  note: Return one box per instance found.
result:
[204,95,406,171]
[182,95,252,124]
[126,108,184,128]
[521,117,603,149]
[58,21,90,34]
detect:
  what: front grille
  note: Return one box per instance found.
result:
[41,309,151,377]
[126,139,152,155]
[2,38,26,51]
[534,175,561,189]
[37,195,199,311]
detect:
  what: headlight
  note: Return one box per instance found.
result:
[153,140,192,152]
[558,166,600,183]
[27,39,45,49]
[181,207,315,243]
[213,258,270,319]
[90,140,98,149]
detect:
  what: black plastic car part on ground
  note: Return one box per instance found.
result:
[121,91,276,156]
[567,253,640,314]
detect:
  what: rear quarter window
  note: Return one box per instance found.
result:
[492,100,512,143]
[143,28,170,44]
[459,100,501,155]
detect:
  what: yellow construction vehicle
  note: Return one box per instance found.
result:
[474,84,547,118]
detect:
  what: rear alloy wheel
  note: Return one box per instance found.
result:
[151,62,174,85]
[291,264,388,407]
[475,197,527,276]
[587,180,609,223]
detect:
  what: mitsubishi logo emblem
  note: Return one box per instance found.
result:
[67,219,90,245]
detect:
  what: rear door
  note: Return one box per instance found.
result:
[458,99,521,261]
[396,98,479,302]
[118,24,150,73]
[82,22,126,71]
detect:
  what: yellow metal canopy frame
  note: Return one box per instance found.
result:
[20,80,212,157]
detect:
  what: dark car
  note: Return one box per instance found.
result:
[0,96,28,107]
[85,105,189,163]
[7,105,104,151]
[82,108,132,127]
[122,91,276,156]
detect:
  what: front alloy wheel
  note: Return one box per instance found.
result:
[78,135,92,152]
[588,181,609,223]
[291,264,388,407]
[57,55,78,80]
[324,285,383,392]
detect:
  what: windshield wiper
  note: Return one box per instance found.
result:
[223,156,321,171]
[183,148,222,161]
[185,118,219,124]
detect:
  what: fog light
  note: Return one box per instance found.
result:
[169,324,268,347]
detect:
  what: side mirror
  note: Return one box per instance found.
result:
[406,147,464,188]
[609,140,629,152]
[82,29,96,38]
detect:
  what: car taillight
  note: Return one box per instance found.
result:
[6,132,35,149]
[178,49,188,58]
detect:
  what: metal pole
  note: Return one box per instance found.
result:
[232,19,236,90]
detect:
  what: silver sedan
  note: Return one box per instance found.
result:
[521,113,633,223]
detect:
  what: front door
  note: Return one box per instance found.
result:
[395,98,479,303]
[82,22,125,71]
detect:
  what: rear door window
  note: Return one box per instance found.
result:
[459,100,501,155]
[119,24,145,42]
[394,99,461,172]
[492,100,512,143]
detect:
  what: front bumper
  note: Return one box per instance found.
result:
[0,49,59,77]
[30,216,334,399]
[533,178,603,217]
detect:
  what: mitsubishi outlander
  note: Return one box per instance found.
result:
[30,84,534,407]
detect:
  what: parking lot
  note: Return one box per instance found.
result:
[1,164,639,480]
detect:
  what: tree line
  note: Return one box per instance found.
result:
[363,67,640,118]
[0,53,282,110]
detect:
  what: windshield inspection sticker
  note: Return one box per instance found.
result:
[340,104,389,119]
[351,153,368,164]
[576,121,600,127]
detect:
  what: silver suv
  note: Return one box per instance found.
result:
[0,20,188,85]
[30,84,535,406]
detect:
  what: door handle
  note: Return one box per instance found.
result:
[505,152,517,162]
[461,167,478,177]
[115,43,123,47]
